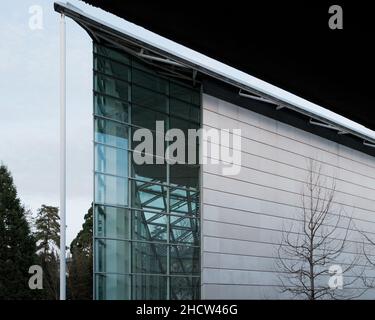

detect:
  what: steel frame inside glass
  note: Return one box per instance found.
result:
[93,42,201,300]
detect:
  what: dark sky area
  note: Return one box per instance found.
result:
[82,1,374,129]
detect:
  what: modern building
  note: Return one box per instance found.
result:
[55,2,375,300]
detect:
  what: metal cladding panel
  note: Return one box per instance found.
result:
[201,94,375,299]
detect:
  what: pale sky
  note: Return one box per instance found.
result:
[0,0,114,244]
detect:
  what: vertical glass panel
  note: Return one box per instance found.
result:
[94,56,130,82]
[170,116,200,138]
[95,118,129,149]
[132,210,167,243]
[132,275,167,300]
[170,245,200,274]
[170,98,200,123]
[170,276,200,300]
[131,127,167,159]
[93,42,201,300]
[170,216,199,245]
[170,81,200,106]
[95,144,128,177]
[132,241,168,274]
[169,188,199,216]
[95,274,131,300]
[131,180,167,212]
[131,153,167,184]
[94,93,128,123]
[94,73,129,100]
[94,44,130,66]
[95,205,130,239]
[95,239,130,274]
[132,68,168,94]
[95,173,128,206]
[132,85,168,113]
[170,165,199,189]
[132,104,168,132]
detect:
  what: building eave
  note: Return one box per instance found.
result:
[54,1,375,146]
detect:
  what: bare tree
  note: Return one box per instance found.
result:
[276,159,364,300]
[360,230,375,289]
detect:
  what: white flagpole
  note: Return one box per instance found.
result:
[59,12,66,300]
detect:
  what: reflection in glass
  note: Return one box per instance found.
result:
[95,273,131,300]
[95,239,130,274]
[132,241,168,275]
[133,210,167,243]
[132,275,167,300]
[170,276,200,300]
[93,42,201,300]
[170,216,199,245]
[95,205,130,239]
[95,144,128,177]
[94,73,129,100]
[131,180,167,212]
[170,245,200,274]
[95,173,127,206]
[95,118,129,149]
[170,188,199,216]
[94,93,128,123]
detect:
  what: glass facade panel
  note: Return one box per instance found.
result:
[170,276,200,300]
[132,85,168,113]
[170,81,200,106]
[94,42,201,300]
[170,216,199,245]
[95,239,130,274]
[170,188,199,216]
[95,205,130,239]
[95,144,127,177]
[94,93,128,123]
[95,173,127,206]
[95,118,129,149]
[132,241,168,274]
[132,210,168,243]
[94,73,129,100]
[132,275,167,300]
[95,55,130,82]
[131,180,167,212]
[94,44,130,66]
[95,274,131,300]
[170,245,200,274]
[132,68,168,94]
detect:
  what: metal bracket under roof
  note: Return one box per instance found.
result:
[309,118,348,135]
[138,48,185,67]
[363,141,375,148]
[239,89,284,109]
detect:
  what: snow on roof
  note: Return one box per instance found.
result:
[54,2,375,144]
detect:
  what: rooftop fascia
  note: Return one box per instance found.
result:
[54,2,375,146]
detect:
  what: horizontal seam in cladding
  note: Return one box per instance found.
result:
[202,250,370,265]
[203,155,375,203]
[203,187,375,225]
[202,235,375,258]
[203,217,375,238]
[203,106,375,173]
[202,119,375,183]
[201,135,375,194]
[203,171,375,217]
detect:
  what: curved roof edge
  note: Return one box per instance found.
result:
[54,1,375,145]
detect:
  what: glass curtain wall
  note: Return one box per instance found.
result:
[93,42,201,300]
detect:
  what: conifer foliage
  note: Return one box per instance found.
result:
[0,165,38,299]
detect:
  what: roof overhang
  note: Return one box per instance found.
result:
[54,2,375,147]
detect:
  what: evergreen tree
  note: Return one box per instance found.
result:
[0,164,38,299]
[68,206,93,300]
[34,205,60,299]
